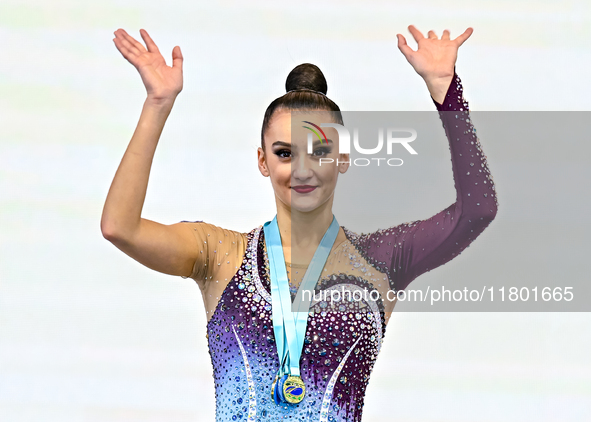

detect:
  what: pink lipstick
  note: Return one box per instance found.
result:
[292,185,317,194]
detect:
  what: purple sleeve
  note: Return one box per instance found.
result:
[350,71,499,292]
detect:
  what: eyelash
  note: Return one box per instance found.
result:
[313,147,331,157]
[274,147,332,159]
[275,149,291,159]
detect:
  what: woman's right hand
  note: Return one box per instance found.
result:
[113,28,183,103]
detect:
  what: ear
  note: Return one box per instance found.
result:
[338,152,350,174]
[257,147,270,177]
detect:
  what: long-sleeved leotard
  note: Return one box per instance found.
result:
[178,72,498,422]
[345,71,498,293]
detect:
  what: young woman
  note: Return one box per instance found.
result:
[102,25,498,421]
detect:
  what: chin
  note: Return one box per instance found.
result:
[291,206,319,214]
[290,198,323,213]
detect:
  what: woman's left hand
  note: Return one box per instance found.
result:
[397,25,473,103]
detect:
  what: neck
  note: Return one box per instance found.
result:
[274,194,335,264]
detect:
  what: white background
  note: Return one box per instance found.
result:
[1,0,590,421]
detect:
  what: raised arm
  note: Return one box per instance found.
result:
[402,71,497,291]
[350,26,498,292]
[100,29,198,280]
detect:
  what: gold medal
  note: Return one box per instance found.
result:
[282,375,306,404]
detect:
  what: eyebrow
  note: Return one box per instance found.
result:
[272,139,334,148]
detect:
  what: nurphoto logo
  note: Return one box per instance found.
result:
[302,121,418,167]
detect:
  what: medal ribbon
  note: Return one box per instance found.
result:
[264,215,340,378]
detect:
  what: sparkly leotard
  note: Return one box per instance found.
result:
[180,72,498,422]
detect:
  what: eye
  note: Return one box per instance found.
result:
[312,147,332,157]
[274,149,291,159]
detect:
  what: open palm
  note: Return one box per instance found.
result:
[397,25,473,81]
[113,28,183,102]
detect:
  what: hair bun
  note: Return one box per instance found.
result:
[285,63,328,95]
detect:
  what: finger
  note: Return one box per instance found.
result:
[115,30,142,56]
[396,34,415,60]
[119,29,147,54]
[119,36,142,56]
[427,30,438,39]
[140,29,161,54]
[407,25,425,44]
[442,29,451,40]
[115,28,146,54]
[113,40,142,69]
[454,27,474,47]
[113,35,138,62]
[172,46,183,70]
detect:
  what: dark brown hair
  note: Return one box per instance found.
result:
[261,63,343,150]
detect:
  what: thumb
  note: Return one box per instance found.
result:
[172,46,183,69]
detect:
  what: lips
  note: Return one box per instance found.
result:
[292,185,317,193]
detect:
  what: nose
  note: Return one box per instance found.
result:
[292,153,314,181]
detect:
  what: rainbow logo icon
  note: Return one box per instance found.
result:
[302,121,328,144]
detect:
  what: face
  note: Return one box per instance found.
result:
[258,109,350,213]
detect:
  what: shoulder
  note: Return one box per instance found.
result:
[178,220,258,282]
